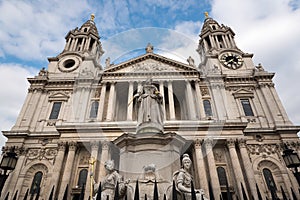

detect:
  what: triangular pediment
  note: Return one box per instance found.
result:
[232,88,254,98]
[48,92,70,101]
[104,53,198,73]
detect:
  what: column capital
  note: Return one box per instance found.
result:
[91,141,100,150]
[203,138,214,148]
[68,141,77,151]
[237,138,247,148]
[226,138,236,148]
[101,141,110,150]
[194,139,203,149]
[58,141,67,151]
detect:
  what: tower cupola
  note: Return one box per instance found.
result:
[197,12,239,61]
[62,14,104,60]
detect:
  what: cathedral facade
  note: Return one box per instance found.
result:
[1,14,300,200]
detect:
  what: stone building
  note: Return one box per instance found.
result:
[1,14,300,200]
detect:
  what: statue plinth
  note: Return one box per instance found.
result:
[136,121,163,134]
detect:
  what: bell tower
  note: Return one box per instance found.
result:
[197,12,255,75]
[47,14,104,77]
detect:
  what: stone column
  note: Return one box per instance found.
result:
[4,146,27,199]
[238,139,257,199]
[97,83,107,121]
[185,80,196,120]
[85,37,91,51]
[214,36,221,48]
[194,140,209,195]
[58,141,77,200]
[159,81,166,121]
[80,38,86,51]
[51,142,66,198]
[64,38,71,50]
[222,35,228,48]
[98,141,110,181]
[168,81,176,120]
[195,81,205,119]
[204,138,220,200]
[127,81,134,121]
[106,82,115,121]
[73,38,79,51]
[227,139,248,200]
[85,141,100,199]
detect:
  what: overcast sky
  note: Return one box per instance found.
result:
[0,0,300,148]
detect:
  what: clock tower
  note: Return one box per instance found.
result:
[197,13,255,75]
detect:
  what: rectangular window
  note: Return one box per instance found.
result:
[89,101,99,118]
[241,99,254,116]
[49,102,62,119]
[203,100,213,117]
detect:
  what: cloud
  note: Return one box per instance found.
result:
[0,0,91,61]
[0,63,38,149]
[210,0,300,123]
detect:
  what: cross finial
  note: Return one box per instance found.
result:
[204,12,209,18]
[90,13,95,21]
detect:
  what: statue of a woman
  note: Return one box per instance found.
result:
[133,79,164,133]
[173,154,208,200]
[93,160,129,199]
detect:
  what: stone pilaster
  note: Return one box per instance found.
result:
[238,139,257,200]
[227,139,248,200]
[204,138,220,200]
[194,139,209,195]
[58,141,77,200]
[159,81,166,121]
[97,83,107,121]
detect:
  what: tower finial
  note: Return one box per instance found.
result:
[204,12,209,18]
[90,13,95,21]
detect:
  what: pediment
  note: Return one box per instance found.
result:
[232,88,254,98]
[48,92,70,101]
[104,53,198,73]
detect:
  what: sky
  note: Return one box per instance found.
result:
[0,0,300,148]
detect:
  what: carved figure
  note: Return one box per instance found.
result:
[134,79,163,129]
[173,154,208,200]
[105,57,111,68]
[93,160,129,199]
[145,43,154,53]
[187,56,195,67]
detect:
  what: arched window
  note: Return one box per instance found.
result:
[217,167,228,186]
[77,169,88,187]
[89,101,99,118]
[263,168,277,191]
[30,171,43,194]
[203,100,213,117]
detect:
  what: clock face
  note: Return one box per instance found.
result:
[220,53,243,69]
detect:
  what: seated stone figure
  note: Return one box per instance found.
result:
[93,160,130,199]
[173,154,208,200]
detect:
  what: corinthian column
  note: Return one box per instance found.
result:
[227,139,248,200]
[194,139,209,194]
[106,82,116,121]
[204,138,220,200]
[238,139,258,199]
[127,81,134,121]
[51,142,66,198]
[168,81,175,120]
[58,141,77,200]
